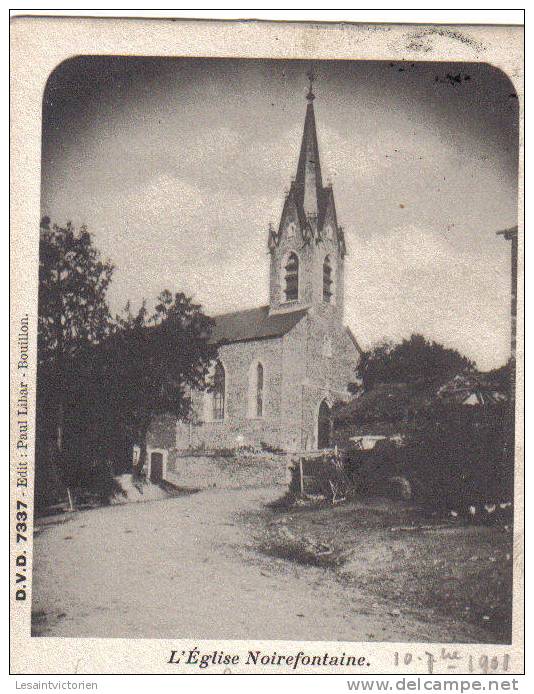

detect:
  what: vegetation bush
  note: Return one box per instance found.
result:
[80,459,126,506]
[402,401,514,510]
[260,441,286,455]
[347,402,514,512]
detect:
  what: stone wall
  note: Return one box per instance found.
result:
[165,451,290,490]
[280,315,308,450]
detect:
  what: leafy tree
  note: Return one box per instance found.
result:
[37,217,114,502]
[36,218,216,501]
[485,358,515,395]
[357,334,475,391]
[90,290,217,476]
[38,217,114,365]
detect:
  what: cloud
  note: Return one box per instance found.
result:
[346,223,510,369]
[79,171,274,316]
[41,59,517,371]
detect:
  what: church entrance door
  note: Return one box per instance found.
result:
[317,399,332,449]
[150,451,164,483]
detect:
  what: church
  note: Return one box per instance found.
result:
[147,77,361,467]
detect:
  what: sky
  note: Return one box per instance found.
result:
[41,57,519,370]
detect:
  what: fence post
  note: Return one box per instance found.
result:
[66,487,74,512]
[299,455,304,496]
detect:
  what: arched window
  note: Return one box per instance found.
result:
[317,399,332,449]
[323,255,334,303]
[212,361,225,421]
[284,252,299,302]
[248,361,265,418]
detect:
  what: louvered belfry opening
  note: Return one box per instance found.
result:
[284,252,299,301]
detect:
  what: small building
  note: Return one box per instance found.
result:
[147,79,361,469]
[437,372,508,406]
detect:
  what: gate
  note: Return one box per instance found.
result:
[290,449,351,501]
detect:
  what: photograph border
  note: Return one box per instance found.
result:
[9,15,524,676]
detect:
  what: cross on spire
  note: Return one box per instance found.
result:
[306,67,316,101]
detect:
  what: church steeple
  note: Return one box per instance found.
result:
[295,69,323,219]
[268,71,347,319]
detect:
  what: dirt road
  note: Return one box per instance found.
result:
[32,487,486,641]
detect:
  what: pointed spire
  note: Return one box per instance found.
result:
[295,69,323,218]
[306,67,315,101]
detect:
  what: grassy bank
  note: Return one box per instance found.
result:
[244,496,513,643]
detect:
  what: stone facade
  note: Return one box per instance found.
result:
[146,81,361,469]
[182,337,286,451]
[269,187,344,320]
[284,308,361,451]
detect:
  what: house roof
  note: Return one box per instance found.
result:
[345,326,364,355]
[210,305,308,345]
[335,382,435,426]
[335,372,510,430]
[437,372,508,406]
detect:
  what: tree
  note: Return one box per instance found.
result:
[37,217,114,502]
[356,334,475,391]
[38,217,114,365]
[92,290,217,476]
[485,358,515,395]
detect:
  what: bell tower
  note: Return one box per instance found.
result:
[267,71,347,321]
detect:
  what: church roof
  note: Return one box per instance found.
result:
[210,305,308,345]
